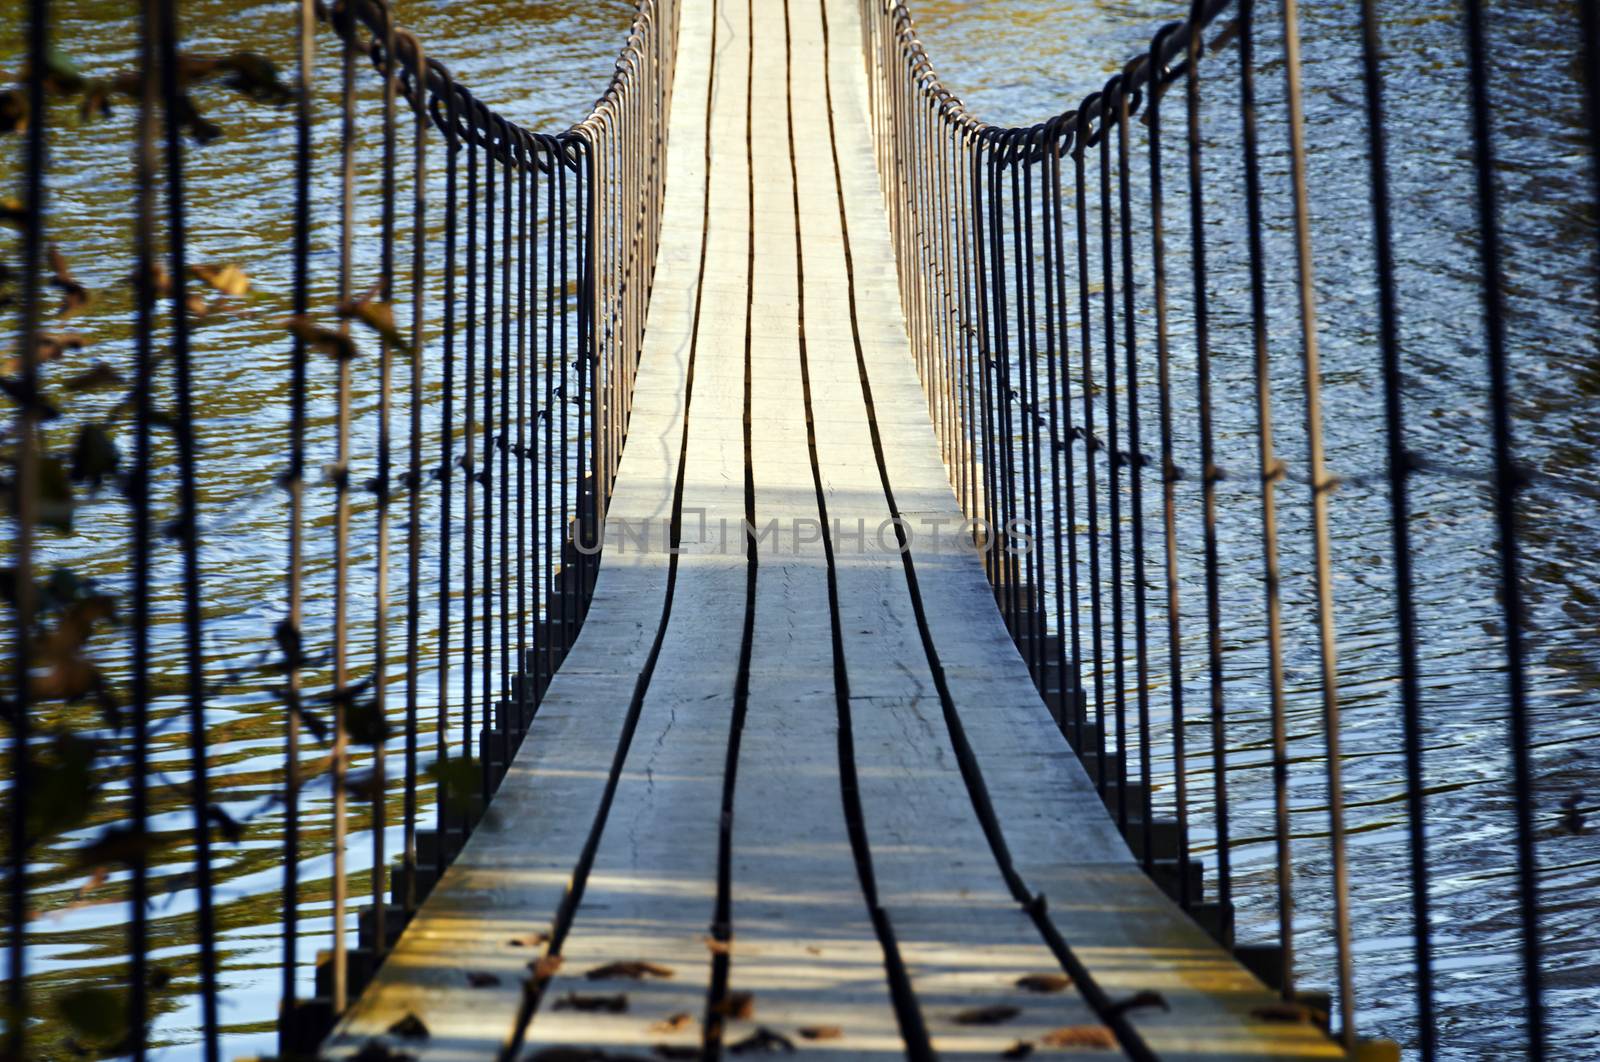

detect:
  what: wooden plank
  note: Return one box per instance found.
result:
[518,0,750,1051]
[317,0,720,1054]
[780,2,1129,1056]
[812,0,1345,1055]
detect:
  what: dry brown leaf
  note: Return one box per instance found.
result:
[797,1025,841,1041]
[1015,973,1072,994]
[465,971,500,988]
[585,960,674,981]
[552,991,628,1014]
[649,1012,694,1034]
[530,954,564,981]
[712,990,755,1020]
[953,1005,1020,1026]
[1040,1025,1117,1049]
[1000,1041,1034,1060]
[190,263,249,296]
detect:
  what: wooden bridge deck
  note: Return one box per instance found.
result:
[322,0,1342,1057]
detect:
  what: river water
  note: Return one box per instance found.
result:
[2,0,1595,1058]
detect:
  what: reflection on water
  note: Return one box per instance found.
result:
[0,0,1594,1058]
[914,0,1599,1057]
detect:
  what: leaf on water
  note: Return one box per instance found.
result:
[797,1026,841,1041]
[553,991,628,1013]
[712,991,754,1021]
[343,694,392,746]
[585,961,674,981]
[286,315,357,361]
[1014,973,1071,994]
[337,295,415,357]
[62,362,124,392]
[69,423,119,488]
[953,1005,1020,1026]
[219,52,294,104]
[0,195,29,228]
[0,90,27,134]
[387,1013,429,1040]
[172,93,221,144]
[37,454,76,531]
[190,263,250,297]
[1040,1025,1116,1049]
[4,332,88,376]
[41,45,85,94]
[54,986,127,1045]
[27,732,100,844]
[48,243,93,318]
[727,1028,793,1055]
[79,79,113,122]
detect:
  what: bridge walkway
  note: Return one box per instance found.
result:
[322,0,1341,1057]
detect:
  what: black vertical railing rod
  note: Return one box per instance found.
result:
[499,118,513,711]
[1235,0,1292,991]
[1039,118,1074,729]
[1146,23,1192,910]
[373,0,396,958]
[463,98,478,763]
[1048,118,1086,748]
[129,0,161,1051]
[1181,5,1232,935]
[516,135,530,707]
[436,77,460,844]
[1114,66,1153,874]
[480,108,495,788]
[1097,85,1128,832]
[1462,0,1545,1052]
[1072,103,1109,794]
[6,1,45,1052]
[157,0,221,1048]
[282,0,315,1014]
[402,29,428,913]
[1355,0,1434,1049]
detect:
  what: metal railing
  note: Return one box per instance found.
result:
[860,0,1597,1056]
[1,0,676,1056]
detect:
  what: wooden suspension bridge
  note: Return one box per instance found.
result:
[317,0,1355,1057]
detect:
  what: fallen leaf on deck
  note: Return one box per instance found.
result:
[553,991,629,1013]
[713,990,755,1020]
[1251,1002,1328,1027]
[387,1013,429,1040]
[728,1027,794,1054]
[1015,973,1072,993]
[954,1005,1020,1026]
[1041,1025,1116,1049]
[509,931,550,948]
[1104,990,1167,1018]
[1000,1041,1034,1059]
[586,960,674,981]
[650,1012,694,1033]
[530,954,564,981]
[466,971,501,988]
[797,1025,841,1041]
